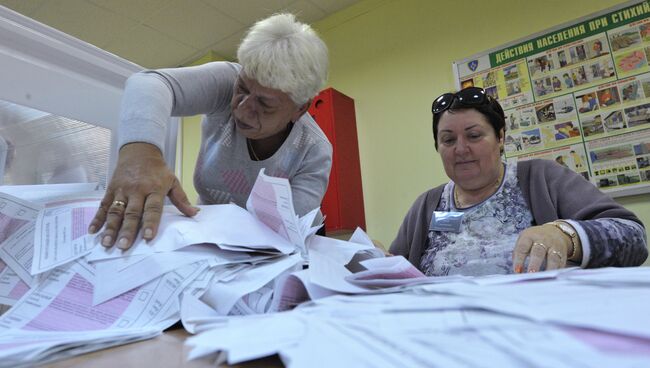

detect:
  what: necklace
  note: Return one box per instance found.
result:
[453,186,464,208]
[454,166,505,209]
[247,138,260,161]
[246,123,294,162]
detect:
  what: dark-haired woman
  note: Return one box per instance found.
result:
[390,87,647,276]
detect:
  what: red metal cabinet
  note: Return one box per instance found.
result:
[309,88,366,233]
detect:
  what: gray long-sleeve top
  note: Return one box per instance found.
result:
[118,61,332,216]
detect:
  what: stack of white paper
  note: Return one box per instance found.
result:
[0,327,161,368]
[0,170,325,365]
[186,267,650,368]
[264,230,428,312]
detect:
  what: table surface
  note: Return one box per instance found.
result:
[41,328,283,368]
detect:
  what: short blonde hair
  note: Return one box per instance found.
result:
[237,13,328,106]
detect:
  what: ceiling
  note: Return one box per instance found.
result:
[0,0,359,68]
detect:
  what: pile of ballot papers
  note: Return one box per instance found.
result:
[185,266,650,368]
[2,169,650,367]
[0,170,384,366]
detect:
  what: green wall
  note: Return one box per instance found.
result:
[177,1,649,264]
[313,0,650,260]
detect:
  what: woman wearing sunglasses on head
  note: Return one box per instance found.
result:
[390,87,647,276]
[88,14,331,250]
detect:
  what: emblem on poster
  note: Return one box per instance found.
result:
[468,60,479,71]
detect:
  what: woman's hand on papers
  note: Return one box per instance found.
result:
[512,224,572,273]
[88,143,199,250]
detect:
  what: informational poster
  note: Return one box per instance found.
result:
[453,0,650,196]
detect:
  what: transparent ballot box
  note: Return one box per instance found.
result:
[0,6,177,188]
[0,101,111,188]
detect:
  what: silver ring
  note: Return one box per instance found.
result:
[532,241,548,252]
[549,249,563,258]
[112,200,127,209]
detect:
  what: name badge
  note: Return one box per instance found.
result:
[430,211,464,233]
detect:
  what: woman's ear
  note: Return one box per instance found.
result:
[292,100,312,122]
[499,128,505,154]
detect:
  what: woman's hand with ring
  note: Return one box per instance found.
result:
[512,223,571,273]
[88,143,199,250]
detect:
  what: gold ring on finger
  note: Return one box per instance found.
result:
[112,200,127,209]
[532,241,548,252]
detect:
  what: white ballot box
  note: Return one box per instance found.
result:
[0,6,178,188]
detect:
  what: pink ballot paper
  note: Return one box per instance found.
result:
[246,168,319,257]
[0,260,207,331]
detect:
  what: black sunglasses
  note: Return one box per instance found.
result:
[431,87,489,114]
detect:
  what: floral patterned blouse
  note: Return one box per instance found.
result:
[419,161,647,276]
[420,162,532,276]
